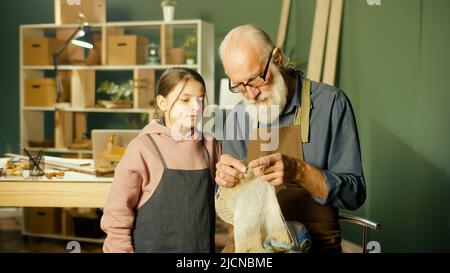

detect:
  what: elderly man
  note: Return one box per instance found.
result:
[216,25,366,253]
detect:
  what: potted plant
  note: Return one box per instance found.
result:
[182,33,197,65]
[161,0,176,22]
[97,80,134,109]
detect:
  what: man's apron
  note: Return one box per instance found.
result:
[132,134,215,253]
[247,78,342,253]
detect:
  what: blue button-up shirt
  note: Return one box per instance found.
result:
[222,72,366,210]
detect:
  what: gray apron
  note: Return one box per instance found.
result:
[132,134,215,253]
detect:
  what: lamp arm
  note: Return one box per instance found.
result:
[53,54,63,103]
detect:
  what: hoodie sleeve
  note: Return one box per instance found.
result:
[100,138,148,253]
[205,137,222,179]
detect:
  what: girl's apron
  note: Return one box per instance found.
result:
[132,134,215,253]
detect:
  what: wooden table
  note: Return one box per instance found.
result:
[0,158,112,208]
[0,158,113,243]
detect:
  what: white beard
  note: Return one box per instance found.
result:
[243,66,288,125]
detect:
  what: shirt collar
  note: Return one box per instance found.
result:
[280,72,315,117]
[281,72,302,116]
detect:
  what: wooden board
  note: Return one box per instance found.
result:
[277,0,292,49]
[160,24,173,65]
[307,0,331,82]
[74,112,87,141]
[133,69,155,109]
[71,70,95,108]
[323,0,344,85]
[0,182,111,208]
[54,110,73,148]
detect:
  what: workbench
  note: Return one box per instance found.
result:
[0,158,112,243]
[0,158,112,208]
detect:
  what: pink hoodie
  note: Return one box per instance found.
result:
[100,119,222,253]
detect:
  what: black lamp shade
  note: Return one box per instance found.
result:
[71,26,93,49]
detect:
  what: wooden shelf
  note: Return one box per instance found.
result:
[23,106,156,113]
[20,19,203,30]
[26,147,93,154]
[22,64,199,71]
[18,18,214,245]
[64,107,155,113]
[20,23,104,30]
[22,106,55,112]
[22,231,104,244]
[106,19,202,27]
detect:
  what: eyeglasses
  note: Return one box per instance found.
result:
[228,49,274,93]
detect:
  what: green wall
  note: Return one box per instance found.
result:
[0,0,449,252]
[338,0,450,252]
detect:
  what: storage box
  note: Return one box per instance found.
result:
[55,0,106,25]
[23,208,62,234]
[23,37,59,65]
[25,78,57,107]
[107,35,149,65]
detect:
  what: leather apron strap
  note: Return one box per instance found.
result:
[295,78,311,143]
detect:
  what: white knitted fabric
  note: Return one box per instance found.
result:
[215,173,293,253]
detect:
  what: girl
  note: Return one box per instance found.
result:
[101,68,221,253]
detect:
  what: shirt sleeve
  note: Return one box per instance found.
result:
[100,139,147,253]
[312,91,367,210]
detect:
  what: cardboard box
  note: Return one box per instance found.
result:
[25,78,57,107]
[23,37,59,65]
[55,0,106,25]
[23,208,62,234]
[107,35,149,65]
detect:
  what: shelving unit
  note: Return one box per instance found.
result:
[22,208,104,244]
[23,64,199,70]
[19,19,215,156]
[18,19,214,243]
[23,106,157,113]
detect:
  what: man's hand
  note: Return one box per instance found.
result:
[247,153,299,186]
[215,154,247,187]
[249,153,329,199]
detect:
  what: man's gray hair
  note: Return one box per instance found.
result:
[219,24,275,63]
